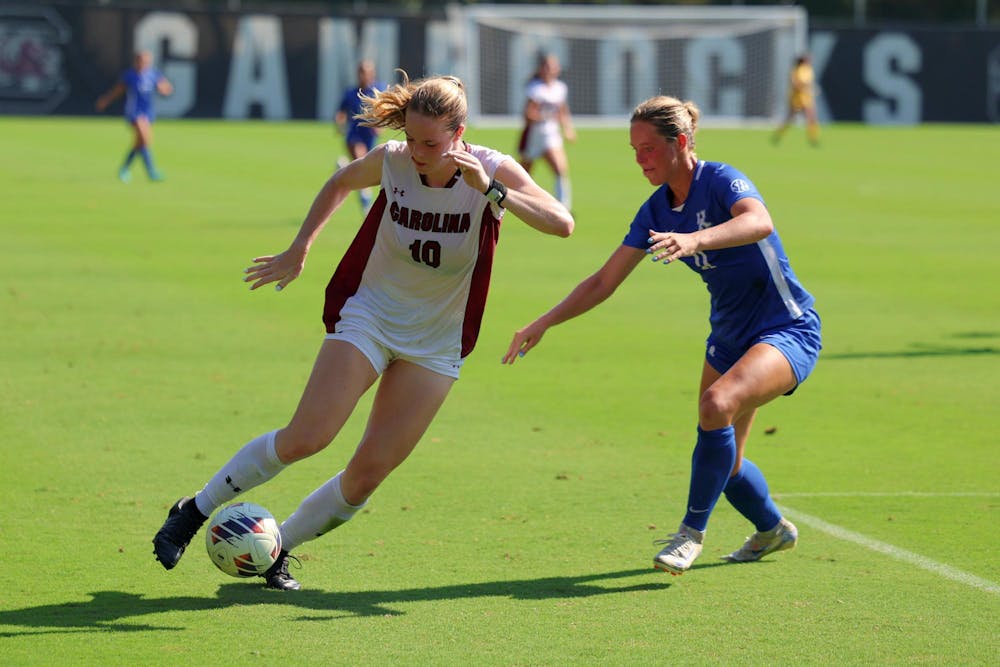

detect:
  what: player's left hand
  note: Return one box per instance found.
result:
[444,149,488,192]
[647,230,698,264]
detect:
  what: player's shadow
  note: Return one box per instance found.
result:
[0,568,666,636]
[824,332,999,361]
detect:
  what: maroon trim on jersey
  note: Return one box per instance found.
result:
[322,189,388,333]
[419,168,462,189]
[517,124,530,155]
[461,207,502,358]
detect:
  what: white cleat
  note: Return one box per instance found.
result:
[653,524,704,576]
[722,518,798,563]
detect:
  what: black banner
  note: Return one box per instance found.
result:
[0,3,429,119]
[810,26,1000,123]
[2,3,998,123]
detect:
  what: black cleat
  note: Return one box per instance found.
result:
[262,550,301,591]
[152,497,207,570]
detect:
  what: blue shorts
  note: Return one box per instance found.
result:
[706,308,821,394]
[345,128,377,151]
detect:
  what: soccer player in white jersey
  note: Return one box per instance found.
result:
[518,53,576,209]
[503,95,821,575]
[152,72,574,589]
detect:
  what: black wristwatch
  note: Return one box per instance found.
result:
[484,179,507,207]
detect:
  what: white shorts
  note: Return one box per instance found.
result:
[325,321,464,380]
[520,121,563,161]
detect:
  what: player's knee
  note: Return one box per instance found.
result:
[698,388,737,429]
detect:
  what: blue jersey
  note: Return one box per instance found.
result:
[623,160,815,347]
[339,83,383,148]
[121,67,162,121]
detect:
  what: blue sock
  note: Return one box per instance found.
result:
[138,146,156,175]
[682,425,737,532]
[723,458,782,532]
[122,149,138,169]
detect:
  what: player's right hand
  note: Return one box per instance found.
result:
[244,247,306,292]
[502,320,547,365]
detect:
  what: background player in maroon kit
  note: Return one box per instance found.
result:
[518,53,575,208]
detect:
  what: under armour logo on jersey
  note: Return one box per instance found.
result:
[393,187,405,197]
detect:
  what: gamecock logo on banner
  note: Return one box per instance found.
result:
[0,6,70,113]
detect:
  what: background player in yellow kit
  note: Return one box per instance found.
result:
[773,54,820,147]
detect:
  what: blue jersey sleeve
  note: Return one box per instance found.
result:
[709,163,764,212]
[338,88,354,115]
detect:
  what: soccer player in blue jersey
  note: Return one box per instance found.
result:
[335,60,384,210]
[96,51,172,182]
[503,95,821,575]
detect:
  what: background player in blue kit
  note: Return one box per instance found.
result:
[503,95,821,575]
[96,50,172,182]
[335,60,384,210]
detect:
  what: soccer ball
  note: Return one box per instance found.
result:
[205,502,282,578]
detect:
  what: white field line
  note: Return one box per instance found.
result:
[775,503,1000,596]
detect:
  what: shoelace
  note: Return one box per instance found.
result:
[275,553,302,577]
[264,553,302,580]
[653,532,696,555]
[745,528,781,552]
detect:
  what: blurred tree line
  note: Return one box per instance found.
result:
[52,0,1000,25]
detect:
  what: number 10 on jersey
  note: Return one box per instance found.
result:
[409,239,441,268]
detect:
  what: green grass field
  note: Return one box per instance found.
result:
[1,117,998,665]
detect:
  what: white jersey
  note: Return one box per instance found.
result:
[323,140,509,360]
[519,78,568,160]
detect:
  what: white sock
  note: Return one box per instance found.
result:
[279,471,367,551]
[555,175,572,209]
[194,430,286,517]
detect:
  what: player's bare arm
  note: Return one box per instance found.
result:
[560,104,577,142]
[647,198,773,263]
[245,145,386,291]
[445,149,572,237]
[95,82,125,111]
[492,158,574,237]
[523,99,542,122]
[502,245,643,364]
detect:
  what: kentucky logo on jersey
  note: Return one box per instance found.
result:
[693,209,716,270]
